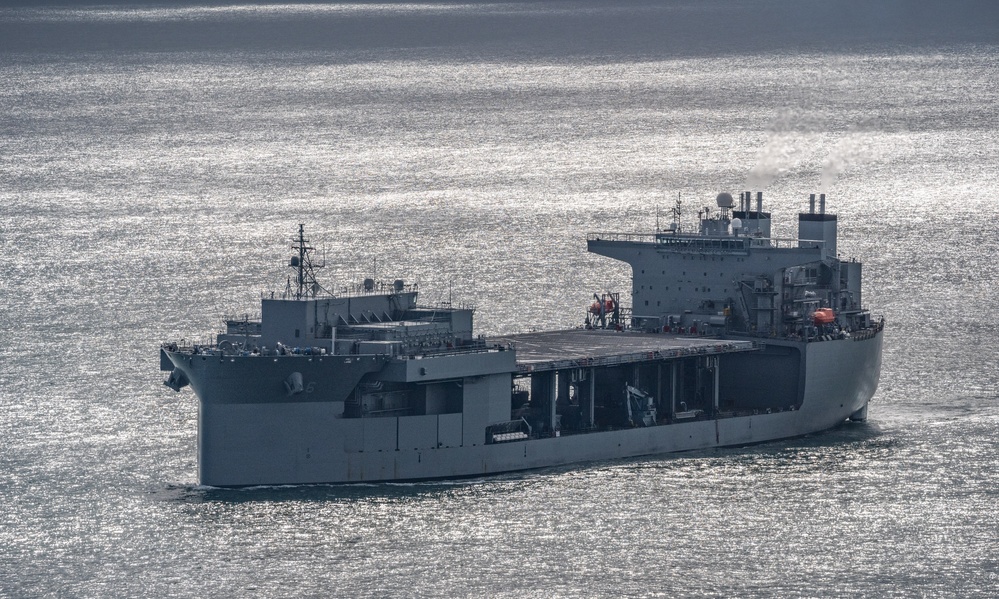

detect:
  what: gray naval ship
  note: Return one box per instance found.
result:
[161,191,883,486]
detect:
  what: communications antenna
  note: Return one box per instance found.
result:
[289,224,328,299]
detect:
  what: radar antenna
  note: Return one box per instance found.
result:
[289,224,328,300]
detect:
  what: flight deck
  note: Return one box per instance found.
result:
[492,329,760,374]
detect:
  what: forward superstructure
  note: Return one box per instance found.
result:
[161,194,883,486]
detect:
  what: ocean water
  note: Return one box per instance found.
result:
[2,1,998,597]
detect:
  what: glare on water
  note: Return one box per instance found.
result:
[1,2,998,597]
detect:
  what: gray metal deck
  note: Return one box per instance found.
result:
[491,329,760,374]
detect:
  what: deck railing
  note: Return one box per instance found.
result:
[587,232,825,252]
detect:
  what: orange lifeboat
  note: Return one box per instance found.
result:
[589,298,616,314]
[813,308,836,325]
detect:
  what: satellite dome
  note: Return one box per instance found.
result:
[716,192,735,208]
[731,217,743,229]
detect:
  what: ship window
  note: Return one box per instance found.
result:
[295,329,300,338]
[645,301,649,306]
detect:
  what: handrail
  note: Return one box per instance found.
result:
[587,231,825,251]
[259,281,420,301]
[587,232,658,243]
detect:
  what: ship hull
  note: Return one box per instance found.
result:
[167,330,883,486]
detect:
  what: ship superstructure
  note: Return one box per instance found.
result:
[161,196,883,486]
[603,191,871,339]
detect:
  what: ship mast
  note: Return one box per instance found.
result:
[670,196,683,233]
[289,224,326,299]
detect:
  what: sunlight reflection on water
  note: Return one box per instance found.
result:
[2,2,999,597]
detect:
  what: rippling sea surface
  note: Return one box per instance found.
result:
[2,1,998,596]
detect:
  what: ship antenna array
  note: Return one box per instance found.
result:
[290,224,328,299]
[670,194,683,233]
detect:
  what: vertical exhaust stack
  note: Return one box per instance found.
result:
[732,191,770,238]
[732,191,771,238]
[798,192,837,256]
